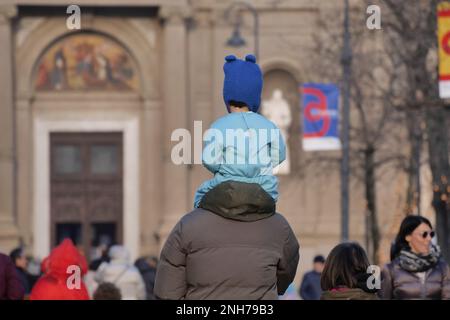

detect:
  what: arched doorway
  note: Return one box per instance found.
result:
[31,31,141,261]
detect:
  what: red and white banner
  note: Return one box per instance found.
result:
[438,2,450,98]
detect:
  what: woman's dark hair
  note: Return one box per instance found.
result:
[93,282,122,300]
[320,242,370,291]
[390,215,433,261]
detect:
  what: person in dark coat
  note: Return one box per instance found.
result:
[89,244,110,271]
[9,247,32,296]
[320,242,379,300]
[379,215,450,300]
[299,255,325,300]
[135,256,158,300]
[154,181,300,300]
[0,252,25,300]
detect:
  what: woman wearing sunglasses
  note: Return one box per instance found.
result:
[379,215,450,299]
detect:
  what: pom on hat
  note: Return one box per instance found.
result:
[225,55,237,62]
[245,54,256,63]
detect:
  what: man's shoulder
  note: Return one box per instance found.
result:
[270,212,294,228]
[175,209,228,239]
[179,208,214,225]
[303,271,319,278]
[177,209,294,236]
[180,209,289,225]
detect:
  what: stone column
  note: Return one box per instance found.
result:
[16,97,32,250]
[187,11,214,205]
[158,5,191,247]
[211,7,240,121]
[0,5,19,252]
[140,98,163,255]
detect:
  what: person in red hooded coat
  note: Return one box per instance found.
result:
[30,239,89,300]
[40,256,50,275]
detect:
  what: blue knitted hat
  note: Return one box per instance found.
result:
[223,54,263,113]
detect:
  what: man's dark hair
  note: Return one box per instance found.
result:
[93,282,122,300]
[313,255,325,264]
[320,242,370,291]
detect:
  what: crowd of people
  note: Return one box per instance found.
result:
[0,240,158,300]
[1,214,448,300]
[296,215,450,300]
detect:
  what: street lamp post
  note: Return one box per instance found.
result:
[224,1,259,60]
[341,0,352,242]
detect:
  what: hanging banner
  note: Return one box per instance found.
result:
[438,2,450,98]
[301,83,341,151]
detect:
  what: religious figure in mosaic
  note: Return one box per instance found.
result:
[35,33,139,91]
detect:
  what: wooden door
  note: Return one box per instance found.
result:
[50,132,123,260]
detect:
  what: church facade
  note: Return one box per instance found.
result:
[0,0,423,284]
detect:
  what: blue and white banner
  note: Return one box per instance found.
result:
[301,83,341,151]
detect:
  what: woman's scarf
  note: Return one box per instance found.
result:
[399,244,441,273]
